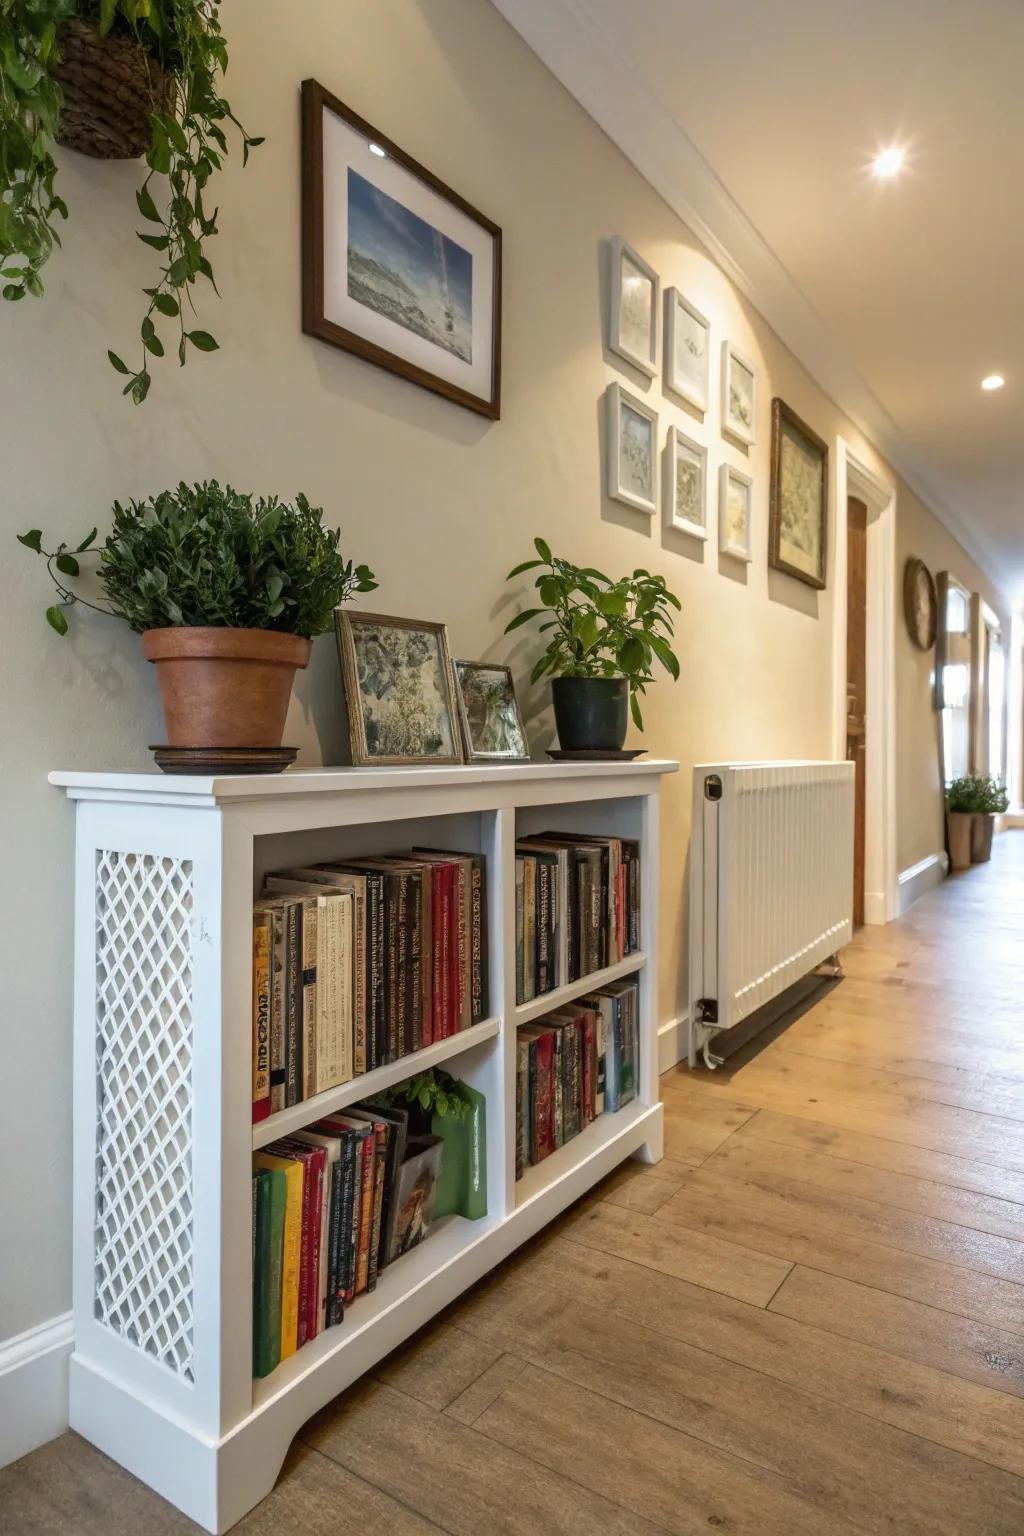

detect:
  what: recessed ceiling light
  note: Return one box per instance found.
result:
[871,146,905,179]
[368,142,386,158]
[981,374,1005,391]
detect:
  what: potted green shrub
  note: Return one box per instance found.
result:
[504,538,680,753]
[971,773,1009,864]
[0,1,261,403]
[945,774,986,871]
[18,481,376,754]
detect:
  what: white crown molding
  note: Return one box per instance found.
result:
[491,0,1009,603]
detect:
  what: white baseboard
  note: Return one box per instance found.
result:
[658,1012,688,1074]
[0,1313,73,1470]
[898,851,949,915]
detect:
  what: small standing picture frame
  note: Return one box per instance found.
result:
[663,425,708,540]
[721,340,757,446]
[606,382,658,515]
[336,610,464,766]
[452,660,530,762]
[608,237,659,377]
[719,464,753,562]
[664,289,710,413]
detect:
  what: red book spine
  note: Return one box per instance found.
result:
[441,866,455,1038]
[295,1150,315,1346]
[616,864,625,961]
[427,869,443,1047]
[534,1030,555,1159]
[305,1148,326,1340]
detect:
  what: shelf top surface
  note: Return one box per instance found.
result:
[50,758,679,802]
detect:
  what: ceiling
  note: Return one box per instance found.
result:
[494,0,1024,602]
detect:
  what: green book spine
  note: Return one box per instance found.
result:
[253,1166,287,1378]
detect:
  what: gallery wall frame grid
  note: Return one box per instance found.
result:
[608,237,659,378]
[606,382,659,515]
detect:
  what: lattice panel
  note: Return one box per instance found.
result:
[94,851,195,1381]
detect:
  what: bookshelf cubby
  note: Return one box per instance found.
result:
[52,759,676,1532]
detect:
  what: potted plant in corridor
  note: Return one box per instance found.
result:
[18,481,375,763]
[971,773,1009,864]
[945,774,987,871]
[504,538,680,754]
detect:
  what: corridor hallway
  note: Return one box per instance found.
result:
[5,834,1024,1535]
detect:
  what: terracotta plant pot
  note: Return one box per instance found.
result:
[971,813,995,864]
[946,811,973,873]
[143,627,311,748]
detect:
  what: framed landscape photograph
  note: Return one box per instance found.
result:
[301,79,502,419]
[721,340,757,445]
[609,238,659,377]
[336,611,463,766]
[719,464,753,562]
[664,425,708,540]
[665,289,710,412]
[452,660,530,761]
[769,398,828,589]
[606,382,658,514]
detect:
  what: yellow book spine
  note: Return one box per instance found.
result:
[254,1153,303,1359]
[252,914,271,1112]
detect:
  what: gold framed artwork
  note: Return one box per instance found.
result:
[768,397,828,589]
[452,660,530,761]
[335,610,463,766]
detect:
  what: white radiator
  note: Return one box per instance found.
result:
[688,760,855,1067]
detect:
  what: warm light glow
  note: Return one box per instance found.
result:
[368,142,386,158]
[871,146,905,179]
[981,374,1005,391]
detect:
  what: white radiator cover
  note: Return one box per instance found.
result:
[688,761,855,1064]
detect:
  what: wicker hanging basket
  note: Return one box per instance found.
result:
[53,18,174,160]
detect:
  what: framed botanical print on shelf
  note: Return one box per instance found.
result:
[768,397,828,589]
[452,660,530,762]
[665,289,710,412]
[606,382,658,514]
[336,610,464,766]
[721,340,757,445]
[608,238,659,377]
[301,79,502,419]
[719,463,753,562]
[664,425,708,540]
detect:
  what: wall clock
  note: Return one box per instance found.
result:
[903,557,937,650]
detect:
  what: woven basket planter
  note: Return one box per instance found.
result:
[53,18,173,160]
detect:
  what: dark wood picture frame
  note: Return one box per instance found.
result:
[768,397,828,589]
[903,557,937,651]
[301,79,502,419]
[335,610,464,767]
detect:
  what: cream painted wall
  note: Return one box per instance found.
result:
[0,0,1002,1340]
[895,486,1009,872]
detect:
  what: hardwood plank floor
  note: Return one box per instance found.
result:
[3,832,1024,1535]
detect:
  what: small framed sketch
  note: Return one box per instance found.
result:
[336,610,464,766]
[452,660,530,761]
[606,382,658,514]
[719,464,753,562]
[301,79,502,419]
[769,397,828,589]
[665,290,710,412]
[609,237,658,376]
[664,426,708,539]
[721,340,757,445]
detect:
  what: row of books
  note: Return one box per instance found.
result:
[252,850,487,1121]
[515,976,640,1178]
[514,833,640,1004]
[252,1101,443,1378]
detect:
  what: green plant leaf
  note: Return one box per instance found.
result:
[137,231,170,251]
[76,528,98,552]
[17,529,43,552]
[55,552,80,577]
[153,292,179,317]
[143,333,165,356]
[135,184,161,223]
[187,330,219,351]
[46,604,68,635]
[619,636,645,674]
[649,634,680,679]
[98,0,116,33]
[534,536,552,562]
[506,558,544,578]
[629,690,643,731]
[504,608,543,632]
[107,350,131,375]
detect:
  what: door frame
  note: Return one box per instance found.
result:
[832,438,898,925]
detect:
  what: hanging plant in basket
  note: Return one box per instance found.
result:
[0,0,262,403]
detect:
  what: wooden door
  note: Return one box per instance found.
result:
[846,497,867,926]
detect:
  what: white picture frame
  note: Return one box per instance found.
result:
[719,463,753,562]
[663,425,708,540]
[721,340,758,445]
[664,290,710,412]
[609,237,659,377]
[606,382,658,515]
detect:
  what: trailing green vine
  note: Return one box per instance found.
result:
[0,0,262,402]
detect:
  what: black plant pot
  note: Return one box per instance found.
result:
[551,676,628,753]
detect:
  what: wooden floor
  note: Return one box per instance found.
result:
[6,833,1024,1535]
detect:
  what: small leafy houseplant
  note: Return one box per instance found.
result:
[944,773,1009,870]
[18,481,376,754]
[505,538,680,752]
[0,0,262,403]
